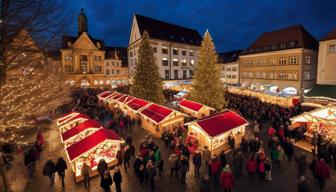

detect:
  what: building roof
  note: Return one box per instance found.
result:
[218,50,242,64]
[320,28,336,41]
[126,98,150,111]
[105,46,128,67]
[178,99,204,112]
[61,32,105,50]
[135,14,202,46]
[66,128,122,162]
[57,113,89,126]
[140,103,173,124]
[241,25,318,55]
[110,92,125,100]
[305,85,336,99]
[61,119,101,142]
[98,91,113,98]
[195,110,248,137]
[117,95,135,104]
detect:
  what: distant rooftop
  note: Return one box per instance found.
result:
[218,50,242,64]
[320,28,336,41]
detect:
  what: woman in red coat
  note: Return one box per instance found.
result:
[315,158,330,191]
[247,155,257,182]
[220,165,234,192]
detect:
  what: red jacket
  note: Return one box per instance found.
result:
[258,161,265,172]
[247,159,257,173]
[315,160,330,180]
[209,160,221,175]
[220,171,234,189]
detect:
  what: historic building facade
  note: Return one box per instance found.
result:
[128,14,202,87]
[239,25,318,95]
[217,50,241,85]
[60,9,128,87]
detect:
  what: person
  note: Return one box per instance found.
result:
[156,158,164,176]
[81,162,92,190]
[265,157,272,181]
[297,176,310,192]
[193,151,202,176]
[24,146,37,178]
[116,149,123,166]
[232,151,243,177]
[179,155,189,185]
[113,167,122,192]
[247,155,257,182]
[203,146,211,165]
[55,157,67,188]
[146,160,157,190]
[253,121,260,137]
[200,174,211,192]
[138,164,146,183]
[309,157,318,180]
[100,170,113,192]
[219,150,227,169]
[220,165,234,192]
[168,153,179,178]
[258,157,265,184]
[315,159,330,191]
[98,159,108,178]
[311,132,318,155]
[209,155,221,188]
[43,159,56,186]
[123,145,131,172]
[295,153,308,179]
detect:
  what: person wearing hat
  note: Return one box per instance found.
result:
[100,170,113,192]
[220,164,234,192]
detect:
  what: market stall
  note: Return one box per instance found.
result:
[65,128,124,182]
[56,112,80,126]
[139,103,185,138]
[57,113,90,132]
[61,119,102,148]
[186,110,248,155]
[115,95,135,112]
[97,91,115,102]
[174,91,188,101]
[105,92,125,109]
[178,99,214,118]
[290,105,336,141]
[125,98,150,119]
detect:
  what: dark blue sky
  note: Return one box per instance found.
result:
[63,0,336,52]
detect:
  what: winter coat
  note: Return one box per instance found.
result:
[124,148,131,160]
[209,160,221,175]
[315,160,330,181]
[100,173,113,190]
[81,164,92,177]
[43,160,56,176]
[146,166,157,180]
[113,171,122,184]
[203,149,211,162]
[247,159,257,173]
[220,167,234,189]
[258,161,265,173]
[179,158,189,175]
[97,160,108,176]
[168,155,178,169]
[154,149,161,162]
[55,158,67,174]
[116,150,123,164]
[193,153,202,167]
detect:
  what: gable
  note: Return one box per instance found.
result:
[73,32,99,50]
[129,15,141,45]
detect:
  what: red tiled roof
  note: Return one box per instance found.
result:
[140,104,173,124]
[320,28,336,41]
[126,98,149,111]
[196,111,248,137]
[61,120,101,142]
[178,99,204,112]
[58,113,89,125]
[66,128,122,162]
[98,91,112,98]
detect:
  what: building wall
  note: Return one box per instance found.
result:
[218,62,239,84]
[239,48,317,92]
[104,59,129,86]
[317,39,336,85]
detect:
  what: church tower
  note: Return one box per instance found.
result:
[78,8,88,35]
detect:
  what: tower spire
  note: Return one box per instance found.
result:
[78,8,88,35]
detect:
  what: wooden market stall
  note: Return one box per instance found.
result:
[65,128,124,182]
[97,91,115,102]
[186,110,248,155]
[105,92,125,109]
[178,99,215,118]
[139,103,185,138]
[61,119,102,148]
[57,112,89,131]
[125,98,150,119]
[115,95,135,112]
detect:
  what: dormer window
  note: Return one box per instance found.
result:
[67,41,72,47]
[289,41,296,48]
[96,42,101,48]
[280,43,286,49]
[271,45,277,50]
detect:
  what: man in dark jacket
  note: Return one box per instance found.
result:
[146,160,157,190]
[124,146,131,172]
[113,167,122,192]
[97,159,108,178]
[55,157,67,187]
[179,155,189,185]
[43,159,56,186]
[193,151,202,176]
[295,153,308,179]
[100,170,113,192]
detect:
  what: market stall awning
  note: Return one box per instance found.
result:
[126,98,150,111]
[140,104,173,124]
[66,129,122,162]
[196,110,248,137]
[110,92,125,101]
[305,85,336,99]
[61,119,102,142]
[98,91,113,99]
[119,95,135,104]
[57,113,89,126]
[178,99,204,112]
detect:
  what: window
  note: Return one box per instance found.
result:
[190,70,193,77]
[111,70,115,75]
[279,71,287,80]
[279,57,286,65]
[173,48,178,55]
[181,59,187,66]
[227,67,231,71]
[106,62,109,67]
[255,60,261,66]
[232,67,237,71]
[190,60,195,65]
[80,55,88,73]
[183,70,187,79]
[280,43,286,49]
[304,71,311,80]
[94,55,98,61]
[65,55,72,61]
[162,47,168,54]
[256,72,261,79]
[189,50,194,56]
[289,57,298,64]
[106,69,110,75]
[270,58,276,65]
[329,44,336,53]
[162,58,168,66]
[289,41,296,48]
[182,50,187,56]
[269,72,277,79]
[242,72,248,78]
[271,45,277,50]
[65,65,74,72]
[248,72,253,78]
[232,75,237,79]
[261,60,267,66]
[174,70,178,79]
[222,67,226,71]
[116,70,120,75]
[305,56,311,65]
[173,59,179,66]
[261,72,267,79]
[165,70,169,80]
[152,47,157,53]
[94,65,102,73]
[288,71,298,80]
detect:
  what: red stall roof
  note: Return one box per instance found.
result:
[58,113,89,125]
[126,98,149,111]
[66,128,122,162]
[178,99,204,112]
[61,119,102,142]
[140,104,173,124]
[98,91,113,98]
[196,110,248,137]
[110,92,124,100]
[116,94,128,102]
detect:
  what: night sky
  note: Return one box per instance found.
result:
[63,0,336,52]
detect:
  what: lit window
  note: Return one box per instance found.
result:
[181,59,187,66]
[162,47,168,54]
[279,57,286,65]
[289,41,296,48]
[279,71,287,79]
[270,58,276,65]
[329,44,336,53]
[305,56,311,65]
[173,58,179,66]
[190,60,195,65]
[162,58,168,66]
[289,57,298,64]
[106,69,110,75]
[173,48,178,55]
[304,71,311,80]
[189,50,194,56]
[182,50,187,56]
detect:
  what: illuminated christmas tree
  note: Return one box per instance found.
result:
[189,30,225,110]
[130,31,164,104]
